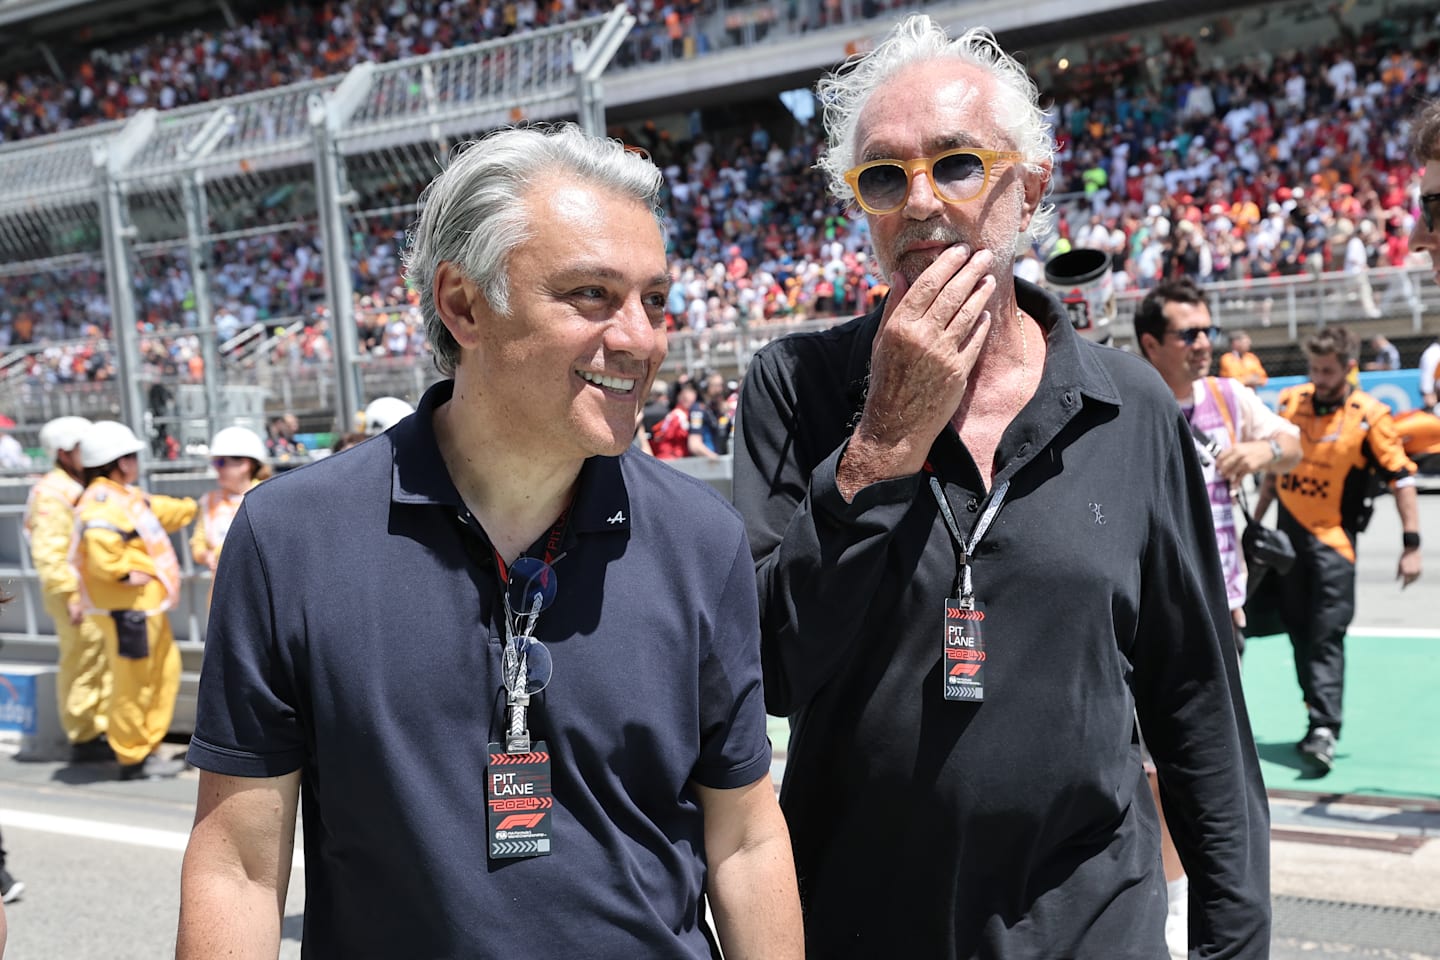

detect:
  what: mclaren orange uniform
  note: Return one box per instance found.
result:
[1272,383,1416,737]
[23,469,111,746]
[1393,409,1440,470]
[72,478,197,767]
[1217,349,1268,386]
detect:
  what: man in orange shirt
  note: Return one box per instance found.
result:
[1217,330,1267,387]
[1254,326,1421,773]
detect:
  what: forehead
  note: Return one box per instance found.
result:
[855,59,1002,161]
[1159,299,1210,327]
[519,176,666,275]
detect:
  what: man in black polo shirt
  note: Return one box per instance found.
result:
[732,16,1269,958]
[178,125,802,959]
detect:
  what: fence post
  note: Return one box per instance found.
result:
[309,64,374,434]
[94,110,158,453]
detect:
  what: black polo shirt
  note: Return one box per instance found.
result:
[190,380,771,958]
[733,279,1270,959]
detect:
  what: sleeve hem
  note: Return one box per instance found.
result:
[691,740,773,791]
[811,442,923,523]
[187,733,305,779]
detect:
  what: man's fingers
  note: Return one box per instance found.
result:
[878,270,910,333]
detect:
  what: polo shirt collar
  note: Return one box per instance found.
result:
[1015,277,1122,409]
[390,379,631,535]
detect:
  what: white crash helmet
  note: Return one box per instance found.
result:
[79,421,145,469]
[39,416,93,460]
[209,426,267,463]
[363,396,415,436]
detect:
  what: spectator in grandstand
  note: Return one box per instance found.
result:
[650,379,698,460]
[1362,334,1401,371]
[733,16,1269,958]
[72,421,198,781]
[178,123,801,958]
[1253,327,1421,774]
[1217,329,1269,387]
[23,417,114,764]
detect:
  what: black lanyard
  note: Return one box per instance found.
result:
[929,475,1010,607]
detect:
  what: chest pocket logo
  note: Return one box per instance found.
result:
[1088,502,1106,525]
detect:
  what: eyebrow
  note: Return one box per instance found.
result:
[552,265,671,289]
[860,133,985,164]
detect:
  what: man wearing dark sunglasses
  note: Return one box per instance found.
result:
[733,14,1268,960]
[180,125,802,959]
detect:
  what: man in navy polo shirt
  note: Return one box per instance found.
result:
[177,124,802,959]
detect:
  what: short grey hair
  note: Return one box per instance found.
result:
[403,123,665,376]
[815,15,1056,244]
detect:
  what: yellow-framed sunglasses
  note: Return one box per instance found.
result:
[843,147,1023,216]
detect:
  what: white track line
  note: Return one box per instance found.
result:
[1346,627,1440,639]
[0,807,305,867]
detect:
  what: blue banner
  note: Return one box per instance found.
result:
[0,673,37,734]
[1254,369,1423,414]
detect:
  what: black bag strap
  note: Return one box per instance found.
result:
[1186,417,1262,525]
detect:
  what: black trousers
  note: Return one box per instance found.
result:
[1276,509,1356,736]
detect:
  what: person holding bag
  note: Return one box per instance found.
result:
[1135,279,1301,655]
[71,421,198,781]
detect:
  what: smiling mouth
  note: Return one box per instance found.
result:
[578,370,638,393]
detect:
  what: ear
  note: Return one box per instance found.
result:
[434,261,487,356]
[1017,158,1053,235]
[1138,332,1159,363]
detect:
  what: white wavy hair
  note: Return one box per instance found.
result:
[403,123,665,376]
[815,15,1056,245]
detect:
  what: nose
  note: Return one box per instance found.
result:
[901,168,944,220]
[605,292,665,360]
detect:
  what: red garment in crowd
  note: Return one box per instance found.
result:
[650,407,690,460]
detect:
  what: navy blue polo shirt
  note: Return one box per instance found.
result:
[189,379,772,958]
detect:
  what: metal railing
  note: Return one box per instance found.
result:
[0,8,626,450]
[3,263,1435,431]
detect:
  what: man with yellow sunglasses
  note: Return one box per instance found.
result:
[733,13,1269,958]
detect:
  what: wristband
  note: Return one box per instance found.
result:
[1403,532,1420,550]
[1267,437,1283,463]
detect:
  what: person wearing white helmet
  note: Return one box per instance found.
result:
[71,421,198,781]
[22,417,115,763]
[362,396,415,436]
[191,427,270,584]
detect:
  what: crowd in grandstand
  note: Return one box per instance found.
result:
[0,0,730,143]
[1,3,1438,387]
